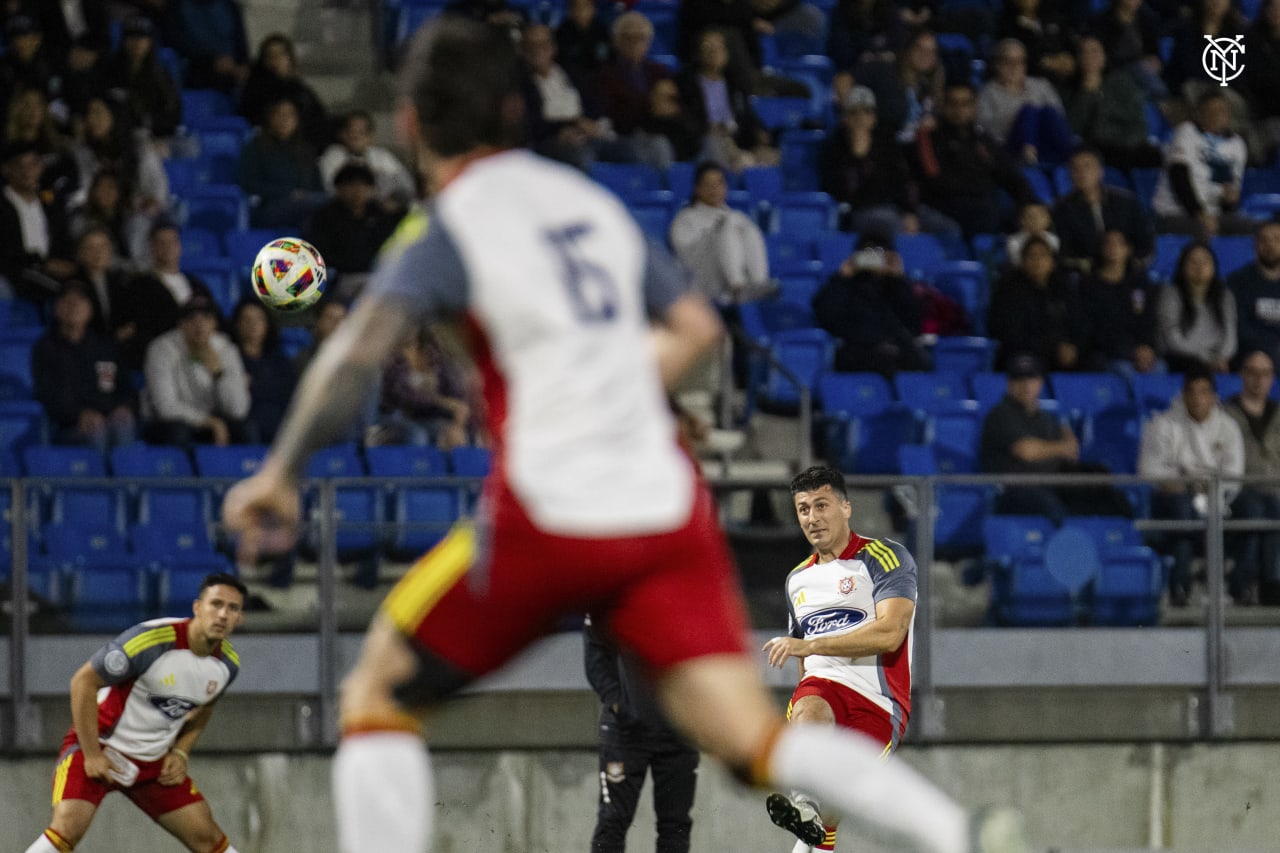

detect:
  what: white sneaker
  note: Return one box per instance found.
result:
[969,807,1030,853]
[766,792,825,846]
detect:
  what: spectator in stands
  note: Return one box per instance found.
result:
[822,85,960,243]
[988,235,1095,371]
[1052,147,1154,271]
[167,0,250,93]
[0,142,76,304]
[977,38,1074,165]
[229,297,297,444]
[237,97,326,229]
[1223,350,1280,605]
[1005,201,1060,266]
[912,83,1038,238]
[1088,0,1167,101]
[74,226,130,338]
[752,0,827,43]
[442,0,527,43]
[849,28,945,144]
[68,168,148,264]
[1157,241,1237,373]
[0,15,55,102]
[996,0,1077,87]
[813,232,930,376]
[69,95,169,219]
[678,29,779,171]
[1139,362,1245,606]
[521,22,627,172]
[669,161,770,302]
[239,33,332,152]
[294,296,349,374]
[3,87,79,201]
[555,0,612,76]
[143,294,251,448]
[678,0,767,90]
[1228,221,1280,367]
[117,220,219,369]
[105,15,182,139]
[39,0,112,113]
[369,327,471,451]
[1152,91,1254,238]
[1081,229,1162,378]
[592,12,697,168]
[32,279,137,452]
[1062,37,1162,171]
[318,110,416,212]
[1163,0,1249,101]
[304,162,398,298]
[1244,0,1280,166]
[827,0,904,75]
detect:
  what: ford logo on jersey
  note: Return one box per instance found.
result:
[799,607,867,635]
[150,695,199,720]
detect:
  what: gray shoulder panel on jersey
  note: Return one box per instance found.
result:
[90,620,180,686]
[642,239,691,319]
[859,538,919,604]
[364,206,469,319]
[219,640,241,688]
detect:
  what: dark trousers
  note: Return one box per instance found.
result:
[591,715,699,853]
[1229,489,1280,601]
[994,483,1134,526]
[145,417,253,449]
[1151,491,1198,601]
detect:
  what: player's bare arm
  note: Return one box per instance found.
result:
[68,661,111,781]
[651,293,723,388]
[222,294,417,561]
[763,597,915,668]
[160,703,217,786]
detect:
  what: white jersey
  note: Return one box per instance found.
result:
[88,618,239,761]
[786,535,916,720]
[1152,121,1247,218]
[365,150,696,536]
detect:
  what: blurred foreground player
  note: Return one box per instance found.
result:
[23,574,246,853]
[221,17,1027,853]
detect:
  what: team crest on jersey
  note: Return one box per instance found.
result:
[206,680,218,696]
[605,761,625,783]
[838,576,855,595]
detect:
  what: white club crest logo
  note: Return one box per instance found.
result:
[1202,35,1245,87]
[838,576,855,595]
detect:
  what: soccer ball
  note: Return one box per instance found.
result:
[251,237,327,313]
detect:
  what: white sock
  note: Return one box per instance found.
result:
[225,846,241,853]
[768,726,969,853]
[25,832,62,853]
[789,840,813,853]
[333,732,433,853]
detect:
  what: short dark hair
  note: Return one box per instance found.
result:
[399,17,523,158]
[1182,360,1216,391]
[334,162,376,187]
[199,572,247,600]
[790,464,848,498]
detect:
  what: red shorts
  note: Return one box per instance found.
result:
[52,731,205,820]
[789,677,907,754]
[382,480,750,679]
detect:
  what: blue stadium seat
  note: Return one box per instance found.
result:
[819,372,914,474]
[629,191,675,242]
[0,336,37,400]
[1130,167,1161,213]
[111,443,206,530]
[0,400,45,450]
[157,47,184,87]
[364,444,456,558]
[756,328,833,411]
[1241,166,1280,197]
[897,443,989,556]
[64,556,152,630]
[1130,372,1184,414]
[779,130,825,192]
[1091,545,1163,626]
[896,233,948,277]
[0,447,18,477]
[738,298,815,345]
[1063,516,1143,552]
[279,326,313,361]
[1079,407,1142,474]
[751,96,813,130]
[156,552,237,611]
[926,403,985,473]
[184,184,249,236]
[589,162,664,197]
[1022,166,1055,203]
[305,444,381,556]
[741,166,784,204]
[164,158,201,196]
[1051,163,1131,196]
[185,258,241,315]
[1048,373,1133,419]
[894,371,972,415]
[932,336,996,377]
[187,114,251,136]
[1210,235,1254,277]
[983,515,1056,567]
[983,515,1067,625]
[666,162,695,200]
[450,446,492,477]
[179,227,223,261]
[1143,101,1171,143]
[816,232,857,273]
[23,446,123,532]
[777,270,824,306]
[365,445,449,479]
[132,524,215,563]
[633,0,677,54]
[1216,373,1244,401]
[969,371,1013,410]
[0,298,43,328]
[1241,192,1280,220]
[772,192,838,235]
[224,228,279,275]
[932,261,989,334]
[180,89,233,125]
[1150,233,1190,282]
[194,445,269,479]
[766,234,816,269]
[43,523,127,560]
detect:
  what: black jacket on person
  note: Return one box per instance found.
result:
[675,67,764,153]
[32,327,135,430]
[303,198,398,279]
[820,127,917,213]
[1080,265,1159,362]
[987,268,1090,370]
[912,119,1036,231]
[0,191,73,302]
[583,615,678,735]
[115,271,217,370]
[813,267,928,374]
[1052,186,1155,268]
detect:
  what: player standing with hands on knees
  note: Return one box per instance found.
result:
[23,574,246,853]
[221,17,1027,853]
[763,466,918,853]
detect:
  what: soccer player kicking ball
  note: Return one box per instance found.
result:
[222,17,1028,853]
[763,466,918,853]
[24,573,246,853]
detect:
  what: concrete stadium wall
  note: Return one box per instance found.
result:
[3,742,1278,852]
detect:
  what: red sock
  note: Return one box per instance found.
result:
[815,825,837,851]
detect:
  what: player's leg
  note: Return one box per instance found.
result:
[25,800,96,852]
[154,800,240,852]
[648,740,698,853]
[767,693,837,850]
[589,726,649,853]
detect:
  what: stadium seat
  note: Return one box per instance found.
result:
[926,403,984,469]
[0,336,37,400]
[932,261,989,333]
[633,0,677,53]
[984,515,1056,567]
[896,233,947,277]
[751,96,813,131]
[1130,167,1161,214]
[450,446,492,477]
[0,298,42,329]
[64,556,151,631]
[365,445,449,479]
[1079,407,1142,474]
[819,372,915,474]
[1130,372,1184,414]
[42,523,128,560]
[816,232,857,273]
[23,446,124,533]
[1210,235,1254,277]
[742,166,784,204]
[0,400,45,450]
[1042,526,1101,595]
[1048,373,1133,419]
[183,184,249,236]
[897,443,989,556]
[1063,516,1144,552]
[1021,166,1055,203]
[779,130,825,192]
[224,228,279,275]
[131,524,215,562]
[777,270,824,306]
[589,162,664,197]
[181,89,233,125]
[629,191,676,242]
[932,336,996,377]
[185,258,241,315]
[772,192,839,235]
[1143,102,1171,143]
[983,516,1067,626]
[0,447,18,477]
[279,326,312,360]
[1216,373,1244,401]
[1091,545,1163,626]
[1242,166,1280,197]
[755,328,833,412]
[894,372,972,415]
[111,443,206,531]
[766,233,816,269]
[194,445,269,479]
[155,552,237,612]
[1241,192,1280,220]
[164,158,201,196]
[737,298,814,345]
[187,114,251,136]
[1150,233,1189,282]
[364,444,456,557]
[666,161,695,200]
[179,227,223,261]
[304,444,381,556]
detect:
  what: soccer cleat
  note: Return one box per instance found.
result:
[766,793,826,847]
[969,807,1030,853]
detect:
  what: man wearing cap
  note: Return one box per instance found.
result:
[32,280,137,452]
[303,162,398,297]
[0,142,76,303]
[143,295,251,449]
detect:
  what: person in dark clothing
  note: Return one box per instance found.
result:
[1244,0,1280,165]
[812,233,930,376]
[1052,147,1155,271]
[0,15,56,102]
[0,141,76,305]
[911,83,1037,238]
[105,16,183,138]
[676,28,777,170]
[229,298,297,444]
[38,0,112,113]
[32,279,137,452]
[584,613,699,853]
[996,0,1077,88]
[1088,0,1167,100]
[988,236,1096,371]
[1062,37,1163,172]
[238,97,326,229]
[239,33,332,151]
[555,0,612,76]
[166,0,250,93]
[1227,221,1280,368]
[74,226,132,340]
[827,0,904,74]
[304,162,398,297]
[677,0,764,84]
[1081,229,1162,378]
